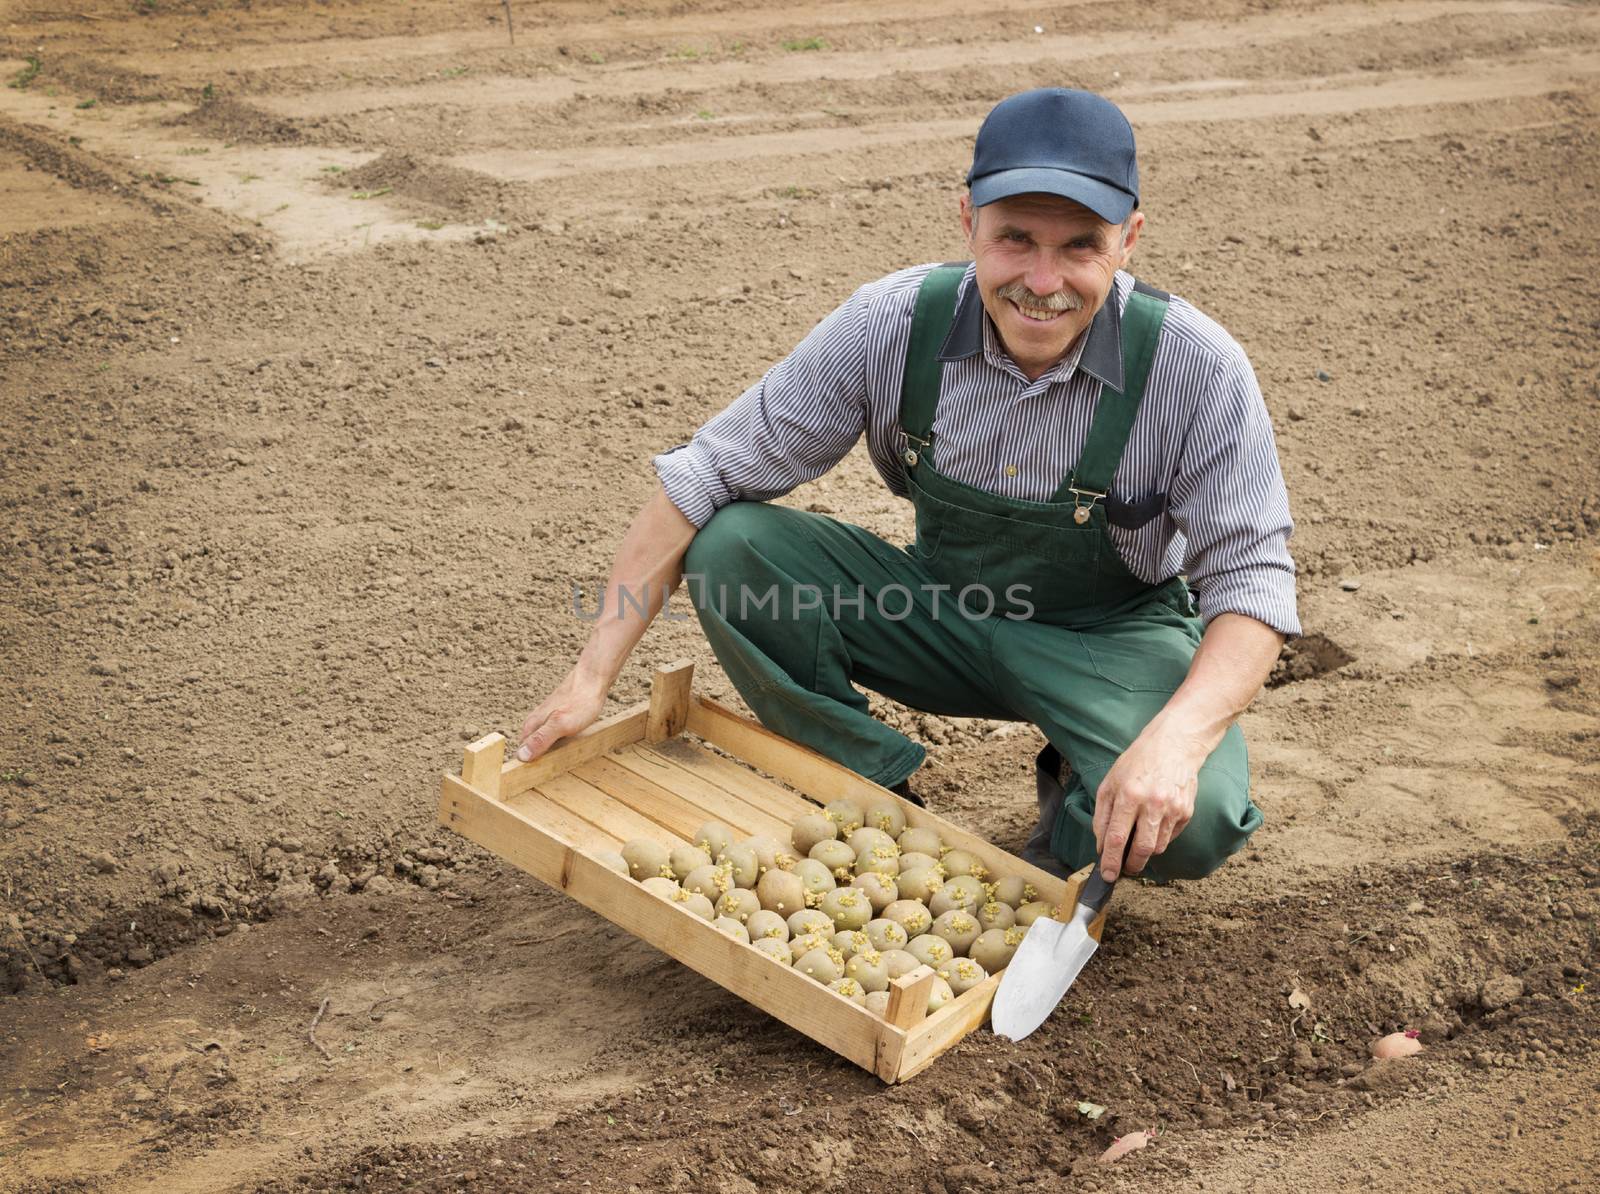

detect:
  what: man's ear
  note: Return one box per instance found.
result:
[1119,210,1145,268]
[960,193,976,245]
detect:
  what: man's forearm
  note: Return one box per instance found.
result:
[1139,612,1284,762]
[574,485,699,691]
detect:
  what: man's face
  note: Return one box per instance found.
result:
[961,192,1140,381]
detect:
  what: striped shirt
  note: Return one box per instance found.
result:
[654,263,1300,636]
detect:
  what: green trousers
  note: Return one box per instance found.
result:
[682,502,1262,882]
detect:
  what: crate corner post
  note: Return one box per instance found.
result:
[646,659,695,742]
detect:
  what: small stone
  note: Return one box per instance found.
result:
[500,416,524,432]
[275,837,304,854]
[412,846,449,865]
[323,741,347,759]
[90,851,118,874]
[1339,579,1361,592]
[556,310,576,327]
[125,944,154,966]
[89,660,122,676]
[364,874,397,896]
[424,357,445,368]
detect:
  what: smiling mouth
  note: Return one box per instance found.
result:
[1009,299,1069,324]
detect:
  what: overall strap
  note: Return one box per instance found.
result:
[898,263,967,460]
[1055,285,1170,504]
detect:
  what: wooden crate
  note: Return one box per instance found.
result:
[438,660,1093,1083]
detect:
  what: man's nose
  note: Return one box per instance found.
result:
[1023,254,1066,298]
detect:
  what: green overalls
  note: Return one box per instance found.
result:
[682,267,1262,881]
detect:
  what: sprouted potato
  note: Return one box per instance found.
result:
[713,916,750,944]
[819,885,871,931]
[786,909,834,938]
[844,948,888,993]
[926,975,955,1012]
[939,956,987,994]
[864,990,891,1016]
[827,977,868,1005]
[846,826,897,856]
[716,888,761,924]
[1015,899,1054,927]
[896,851,939,874]
[678,890,715,920]
[640,875,681,900]
[929,877,982,917]
[970,926,1025,972]
[855,844,901,878]
[622,838,672,882]
[669,844,712,881]
[694,820,736,863]
[757,869,806,915]
[754,937,793,965]
[794,946,844,984]
[882,899,933,938]
[808,839,857,878]
[930,909,981,955]
[907,933,953,969]
[864,917,909,953]
[939,849,988,880]
[746,910,789,941]
[849,871,898,913]
[896,866,944,904]
[976,899,1016,932]
[788,930,833,961]
[823,798,864,834]
[862,799,906,837]
[595,851,629,877]
[790,858,837,905]
[830,929,871,960]
[880,949,920,981]
[790,812,837,856]
[991,876,1034,908]
[897,826,944,857]
[682,863,729,900]
[719,843,760,888]
[741,834,793,874]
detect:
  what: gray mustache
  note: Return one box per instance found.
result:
[995,282,1084,312]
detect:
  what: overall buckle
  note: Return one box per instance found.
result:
[901,430,931,468]
[1067,485,1106,525]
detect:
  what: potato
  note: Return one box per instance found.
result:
[753,937,793,966]
[756,868,806,915]
[694,821,737,863]
[678,890,716,921]
[745,910,789,942]
[864,917,909,953]
[848,871,898,913]
[897,826,944,857]
[622,838,672,882]
[907,933,953,969]
[926,975,955,1013]
[931,909,981,955]
[683,863,732,900]
[976,900,1016,932]
[830,929,872,960]
[929,876,983,917]
[827,977,868,1005]
[882,899,932,938]
[640,875,681,900]
[939,956,987,995]
[713,916,750,944]
[1015,899,1054,927]
[845,948,889,993]
[809,839,857,878]
[897,851,938,874]
[939,849,988,880]
[715,888,761,924]
[740,834,791,874]
[855,843,901,878]
[790,858,837,905]
[864,990,891,1016]
[786,909,834,938]
[668,844,712,881]
[823,798,865,834]
[720,843,760,889]
[819,886,871,931]
[880,949,921,981]
[991,875,1034,908]
[969,926,1024,973]
[594,850,630,877]
[791,812,837,856]
[788,930,832,961]
[862,799,907,838]
[897,866,945,904]
[846,826,897,856]
[795,946,844,984]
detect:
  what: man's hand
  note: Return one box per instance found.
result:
[516,666,610,762]
[1092,728,1205,881]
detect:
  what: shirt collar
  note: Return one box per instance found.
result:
[937,267,1129,391]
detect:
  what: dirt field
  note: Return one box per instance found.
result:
[2,0,1598,1189]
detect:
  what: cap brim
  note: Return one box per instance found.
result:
[969,167,1135,224]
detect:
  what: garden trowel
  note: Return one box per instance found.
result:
[991,861,1117,1041]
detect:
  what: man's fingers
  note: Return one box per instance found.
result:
[1122,812,1163,877]
[1092,777,1115,854]
[1099,800,1139,882]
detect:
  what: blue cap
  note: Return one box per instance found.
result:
[967,89,1139,224]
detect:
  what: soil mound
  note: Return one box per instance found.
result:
[332,150,510,219]
[166,97,305,145]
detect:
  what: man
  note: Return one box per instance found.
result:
[517,89,1298,885]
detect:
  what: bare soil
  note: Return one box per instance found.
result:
[2,1,1598,1190]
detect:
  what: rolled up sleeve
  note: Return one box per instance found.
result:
[1168,349,1301,637]
[652,286,872,528]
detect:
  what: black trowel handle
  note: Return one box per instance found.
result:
[1077,840,1135,915]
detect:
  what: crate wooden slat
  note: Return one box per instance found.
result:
[439,660,1095,1083]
